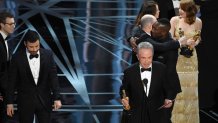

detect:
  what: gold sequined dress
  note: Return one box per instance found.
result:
[171,18,200,123]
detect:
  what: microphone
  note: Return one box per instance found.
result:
[142,78,148,95]
[143,78,148,85]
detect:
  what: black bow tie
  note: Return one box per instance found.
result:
[141,67,151,72]
[29,54,39,59]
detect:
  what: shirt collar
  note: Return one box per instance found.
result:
[145,32,151,36]
[0,31,8,40]
[139,64,152,70]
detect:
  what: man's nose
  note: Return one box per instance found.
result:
[33,47,38,51]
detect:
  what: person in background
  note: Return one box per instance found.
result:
[0,10,15,123]
[6,30,62,123]
[169,0,202,122]
[132,15,188,64]
[151,18,182,123]
[128,1,160,63]
[120,42,174,123]
[128,0,176,63]
[155,0,176,20]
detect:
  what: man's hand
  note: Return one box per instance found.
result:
[53,100,62,111]
[178,36,188,46]
[121,97,130,110]
[7,104,14,117]
[187,38,197,48]
[130,37,138,52]
[163,99,173,108]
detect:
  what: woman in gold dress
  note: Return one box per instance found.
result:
[169,0,202,123]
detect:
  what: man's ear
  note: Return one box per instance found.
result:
[0,23,4,29]
[24,41,26,46]
[149,24,153,30]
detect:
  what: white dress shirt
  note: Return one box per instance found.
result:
[26,50,40,84]
[140,65,152,96]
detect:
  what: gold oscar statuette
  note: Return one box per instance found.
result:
[122,89,130,110]
[189,30,201,50]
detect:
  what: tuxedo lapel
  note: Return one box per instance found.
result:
[37,49,45,85]
[0,34,7,59]
[148,62,156,98]
[0,34,13,62]
[134,63,146,96]
[22,51,36,86]
[0,34,6,50]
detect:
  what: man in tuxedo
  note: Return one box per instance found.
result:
[0,11,15,123]
[6,30,62,123]
[151,18,181,123]
[120,42,174,123]
[151,18,181,96]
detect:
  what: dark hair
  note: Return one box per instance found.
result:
[157,18,171,31]
[24,30,40,43]
[0,11,14,29]
[180,0,198,25]
[135,1,158,26]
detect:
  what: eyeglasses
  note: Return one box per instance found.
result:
[4,22,16,26]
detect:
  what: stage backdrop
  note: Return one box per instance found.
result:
[2,0,143,123]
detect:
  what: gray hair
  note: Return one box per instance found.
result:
[140,14,156,29]
[137,42,154,55]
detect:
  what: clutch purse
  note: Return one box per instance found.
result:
[180,46,193,58]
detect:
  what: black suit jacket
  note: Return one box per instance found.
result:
[0,34,10,94]
[120,61,174,123]
[136,33,180,51]
[153,36,181,97]
[6,49,60,111]
[127,26,144,63]
[127,26,144,42]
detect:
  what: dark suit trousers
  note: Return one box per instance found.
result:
[121,110,131,123]
[164,102,175,123]
[0,100,7,123]
[0,91,8,123]
[18,95,51,123]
